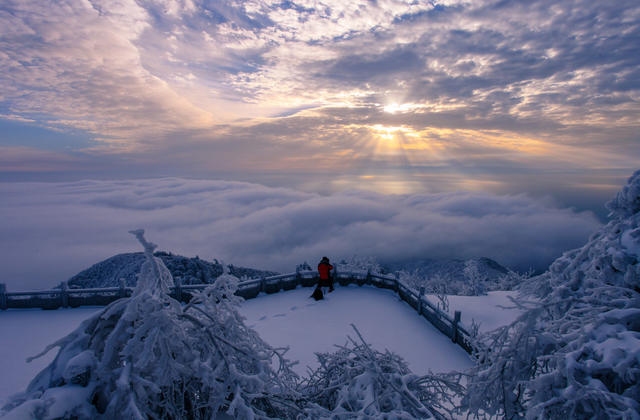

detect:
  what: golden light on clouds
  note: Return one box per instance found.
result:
[461,130,552,155]
[331,174,424,195]
[0,0,636,209]
[369,124,415,141]
[382,102,426,114]
[367,125,542,154]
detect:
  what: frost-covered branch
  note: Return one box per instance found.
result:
[299,325,462,419]
[1,231,299,420]
[463,170,640,419]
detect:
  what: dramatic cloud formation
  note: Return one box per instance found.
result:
[0,178,602,290]
[0,0,638,206]
[1,1,637,288]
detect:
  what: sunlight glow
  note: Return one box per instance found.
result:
[382,102,425,114]
[370,124,409,141]
[331,175,423,195]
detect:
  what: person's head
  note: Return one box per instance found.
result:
[321,256,329,263]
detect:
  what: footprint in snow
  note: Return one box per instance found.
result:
[259,315,267,321]
[273,313,286,318]
[290,306,298,311]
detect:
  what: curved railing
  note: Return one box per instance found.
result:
[0,270,473,354]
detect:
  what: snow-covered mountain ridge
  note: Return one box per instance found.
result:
[66,252,278,289]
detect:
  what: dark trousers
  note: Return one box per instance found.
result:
[318,277,334,290]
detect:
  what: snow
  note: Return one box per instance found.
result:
[425,291,524,333]
[0,285,476,407]
[621,228,640,257]
[239,285,473,376]
[0,307,102,407]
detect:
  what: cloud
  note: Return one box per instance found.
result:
[0,0,215,149]
[4,0,638,143]
[0,178,602,290]
[0,146,82,172]
[319,47,424,82]
[0,0,637,232]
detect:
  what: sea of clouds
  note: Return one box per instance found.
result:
[0,178,602,290]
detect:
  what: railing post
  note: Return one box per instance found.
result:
[366,268,371,285]
[418,286,425,315]
[0,283,7,310]
[174,277,183,302]
[119,278,127,298]
[452,310,461,343]
[295,267,301,287]
[260,277,266,293]
[60,281,69,308]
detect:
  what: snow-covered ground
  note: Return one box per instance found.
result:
[0,285,521,406]
[0,307,103,407]
[425,291,524,333]
[241,285,473,376]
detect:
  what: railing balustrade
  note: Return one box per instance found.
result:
[0,270,473,353]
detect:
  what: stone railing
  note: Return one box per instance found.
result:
[0,269,473,354]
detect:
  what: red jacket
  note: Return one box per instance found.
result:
[318,262,333,280]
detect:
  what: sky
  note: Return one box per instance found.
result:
[1,0,639,288]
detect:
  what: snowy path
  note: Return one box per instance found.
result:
[0,285,477,406]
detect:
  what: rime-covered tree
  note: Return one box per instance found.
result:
[337,255,384,274]
[463,170,640,419]
[1,230,297,419]
[462,260,487,296]
[300,325,463,419]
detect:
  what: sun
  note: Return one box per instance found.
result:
[383,102,402,113]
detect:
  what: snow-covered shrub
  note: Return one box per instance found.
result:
[337,255,384,275]
[296,261,312,271]
[463,302,551,418]
[300,325,463,419]
[178,271,299,419]
[430,273,451,295]
[463,170,640,419]
[607,169,640,218]
[396,261,524,296]
[497,268,533,292]
[462,261,487,296]
[1,230,297,420]
[395,269,420,290]
[435,291,450,313]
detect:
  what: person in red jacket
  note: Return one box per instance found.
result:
[317,256,334,292]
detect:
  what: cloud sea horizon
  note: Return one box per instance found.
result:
[1,177,602,291]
